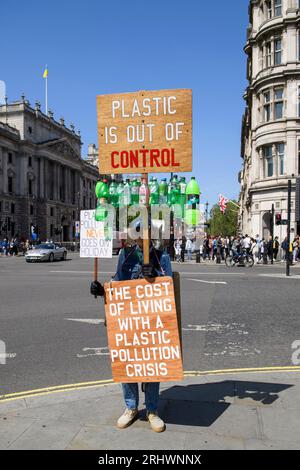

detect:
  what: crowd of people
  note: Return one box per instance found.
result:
[173,234,300,264]
[0,238,31,256]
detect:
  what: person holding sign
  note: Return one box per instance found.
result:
[90,225,172,433]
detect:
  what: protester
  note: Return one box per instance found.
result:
[90,228,172,433]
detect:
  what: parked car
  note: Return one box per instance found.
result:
[25,243,67,263]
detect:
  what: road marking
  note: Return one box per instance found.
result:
[77,347,109,358]
[0,353,16,360]
[65,318,105,325]
[1,366,300,403]
[259,274,300,279]
[187,278,227,285]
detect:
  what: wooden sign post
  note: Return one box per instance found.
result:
[104,276,183,383]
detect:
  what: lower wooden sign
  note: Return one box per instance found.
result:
[104,277,183,383]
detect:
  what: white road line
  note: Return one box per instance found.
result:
[259,274,300,279]
[65,318,105,324]
[187,278,227,285]
[0,353,17,359]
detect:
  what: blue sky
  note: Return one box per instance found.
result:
[1,0,249,207]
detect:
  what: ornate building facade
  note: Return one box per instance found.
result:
[0,97,99,242]
[239,0,300,239]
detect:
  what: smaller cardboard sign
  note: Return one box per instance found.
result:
[80,210,112,258]
[104,277,183,383]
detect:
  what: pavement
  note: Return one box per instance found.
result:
[1,369,300,450]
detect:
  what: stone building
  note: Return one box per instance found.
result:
[0,97,99,242]
[239,0,300,240]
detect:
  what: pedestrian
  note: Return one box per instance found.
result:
[90,227,172,433]
[251,238,259,264]
[273,237,279,261]
[267,236,273,262]
[174,239,182,263]
[181,235,186,263]
[281,237,288,262]
[243,234,251,255]
[186,238,193,261]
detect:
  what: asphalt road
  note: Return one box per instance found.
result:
[1,254,300,395]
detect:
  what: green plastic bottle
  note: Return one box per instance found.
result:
[131,179,140,205]
[159,178,168,205]
[185,177,200,226]
[149,178,159,205]
[117,181,124,206]
[109,180,118,207]
[95,180,104,199]
[123,179,131,206]
[95,195,109,221]
[179,177,187,216]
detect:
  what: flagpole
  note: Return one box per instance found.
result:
[45,70,48,115]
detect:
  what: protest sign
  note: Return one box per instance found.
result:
[104,276,183,383]
[80,210,112,258]
[97,89,192,174]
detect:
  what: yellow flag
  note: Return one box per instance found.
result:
[43,67,48,78]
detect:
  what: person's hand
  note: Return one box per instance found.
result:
[142,263,154,278]
[90,281,105,298]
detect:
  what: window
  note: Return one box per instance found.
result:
[8,176,13,193]
[261,37,282,69]
[264,91,271,122]
[265,0,282,19]
[266,41,272,67]
[50,207,54,217]
[274,38,282,65]
[50,224,54,237]
[264,146,273,177]
[28,156,32,167]
[8,153,12,164]
[274,88,283,119]
[274,0,282,17]
[261,87,284,122]
[30,205,34,215]
[277,143,285,175]
[11,203,15,214]
[28,180,32,196]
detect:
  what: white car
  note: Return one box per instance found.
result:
[25,243,67,263]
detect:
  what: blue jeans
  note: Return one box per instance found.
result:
[122,383,160,412]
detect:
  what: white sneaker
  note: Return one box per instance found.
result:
[117,408,138,429]
[147,411,166,433]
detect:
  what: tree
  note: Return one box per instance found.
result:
[208,201,239,237]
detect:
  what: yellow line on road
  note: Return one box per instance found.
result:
[1,366,300,404]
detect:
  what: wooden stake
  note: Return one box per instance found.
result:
[94,258,98,282]
[142,173,150,265]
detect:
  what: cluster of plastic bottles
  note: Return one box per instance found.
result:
[95,175,200,225]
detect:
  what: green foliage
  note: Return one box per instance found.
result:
[208,201,239,237]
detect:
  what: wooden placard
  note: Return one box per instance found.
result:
[104,276,183,383]
[97,89,192,174]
